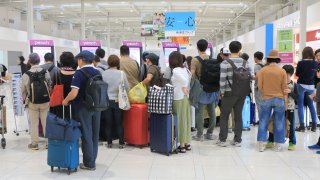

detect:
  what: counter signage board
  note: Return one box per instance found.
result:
[122,41,142,66]
[164,12,196,37]
[29,40,55,65]
[79,40,101,54]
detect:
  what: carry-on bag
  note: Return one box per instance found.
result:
[250,99,256,125]
[123,104,149,147]
[150,113,178,156]
[148,85,174,114]
[242,96,251,130]
[47,105,80,175]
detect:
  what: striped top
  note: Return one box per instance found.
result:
[219,58,252,94]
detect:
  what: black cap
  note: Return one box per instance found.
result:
[146,53,159,63]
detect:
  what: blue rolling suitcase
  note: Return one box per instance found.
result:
[250,101,256,125]
[242,96,251,130]
[47,139,79,175]
[150,113,178,156]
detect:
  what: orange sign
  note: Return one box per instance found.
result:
[171,36,190,45]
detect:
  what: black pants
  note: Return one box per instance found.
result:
[219,91,246,143]
[101,100,124,145]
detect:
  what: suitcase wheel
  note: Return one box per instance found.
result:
[51,166,53,172]
[75,168,77,172]
[67,169,71,175]
[147,143,150,147]
[58,167,60,170]
[175,149,178,154]
[167,153,170,156]
[16,133,19,136]
[150,149,154,152]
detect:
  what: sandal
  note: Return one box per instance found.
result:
[178,146,186,153]
[185,144,191,151]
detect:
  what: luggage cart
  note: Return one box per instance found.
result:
[0,95,6,149]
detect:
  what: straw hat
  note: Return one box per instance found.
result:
[266,49,280,59]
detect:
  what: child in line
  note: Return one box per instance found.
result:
[267,64,297,151]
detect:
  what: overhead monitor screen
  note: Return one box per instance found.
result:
[32,46,52,65]
[164,47,177,66]
[81,46,99,54]
[129,47,141,66]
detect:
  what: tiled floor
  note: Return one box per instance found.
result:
[1,84,320,179]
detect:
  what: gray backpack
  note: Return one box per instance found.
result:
[226,59,251,97]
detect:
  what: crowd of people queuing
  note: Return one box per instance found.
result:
[18,38,320,171]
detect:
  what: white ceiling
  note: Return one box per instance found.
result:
[0,0,296,41]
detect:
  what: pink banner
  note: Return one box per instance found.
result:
[122,41,142,47]
[162,42,179,48]
[79,40,101,47]
[279,52,293,64]
[29,40,54,47]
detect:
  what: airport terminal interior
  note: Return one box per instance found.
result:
[1,0,320,179]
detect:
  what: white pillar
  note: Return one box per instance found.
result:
[107,12,111,56]
[255,3,259,28]
[222,29,226,47]
[81,0,85,39]
[299,0,307,60]
[234,21,238,40]
[27,0,34,40]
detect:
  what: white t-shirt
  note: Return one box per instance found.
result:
[171,67,191,100]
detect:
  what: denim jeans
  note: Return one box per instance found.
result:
[257,98,285,143]
[268,110,296,144]
[297,84,317,127]
[75,106,101,168]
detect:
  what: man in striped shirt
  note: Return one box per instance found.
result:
[217,41,253,147]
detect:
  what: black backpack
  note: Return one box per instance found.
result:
[80,69,109,111]
[196,56,220,93]
[226,59,251,97]
[26,69,50,104]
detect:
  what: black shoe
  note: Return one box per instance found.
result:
[191,127,196,132]
[311,126,317,132]
[295,126,306,132]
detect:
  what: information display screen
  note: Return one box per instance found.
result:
[32,46,53,65]
[81,46,99,54]
[164,47,177,66]
[129,47,141,66]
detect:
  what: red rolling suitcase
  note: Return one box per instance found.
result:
[123,104,149,147]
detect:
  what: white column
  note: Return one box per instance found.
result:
[222,29,226,47]
[234,21,238,40]
[27,0,34,40]
[81,0,85,39]
[107,12,111,56]
[255,3,259,28]
[299,0,307,60]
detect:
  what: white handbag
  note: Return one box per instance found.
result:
[118,71,130,110]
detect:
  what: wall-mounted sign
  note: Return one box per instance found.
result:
[278,30,293,52]
[164,12,196,37]
[141,13,154,37]
[296,29,320,43]
[279,52,293,64]
[171,36,190,45]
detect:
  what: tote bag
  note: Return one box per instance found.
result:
[118,71,131,110]
[148,85,174,114]
[49,71,64,107]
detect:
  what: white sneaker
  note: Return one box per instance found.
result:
[258,142,266,152]
[274,143,282,152]
[216,140,228,147]
[230,140,241,147]
[205,133,217,140]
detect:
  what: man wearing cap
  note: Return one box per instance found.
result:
[62,50,101,170]
[21,53,51,150]
[257,49,288,152]
[142,53,160,87]
[220,48,231,60]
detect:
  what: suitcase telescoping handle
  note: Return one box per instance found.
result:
[62,105,72,120]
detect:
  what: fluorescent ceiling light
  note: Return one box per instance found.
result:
[33,5,55,9]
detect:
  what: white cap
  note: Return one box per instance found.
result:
[220,48,231,55]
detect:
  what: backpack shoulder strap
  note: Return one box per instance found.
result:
[195,56,203,63]
[258,63,264,68]
[98,66,106,71]
[79,69,91,79]
[226,59,237,69]
[48,64,55,72]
